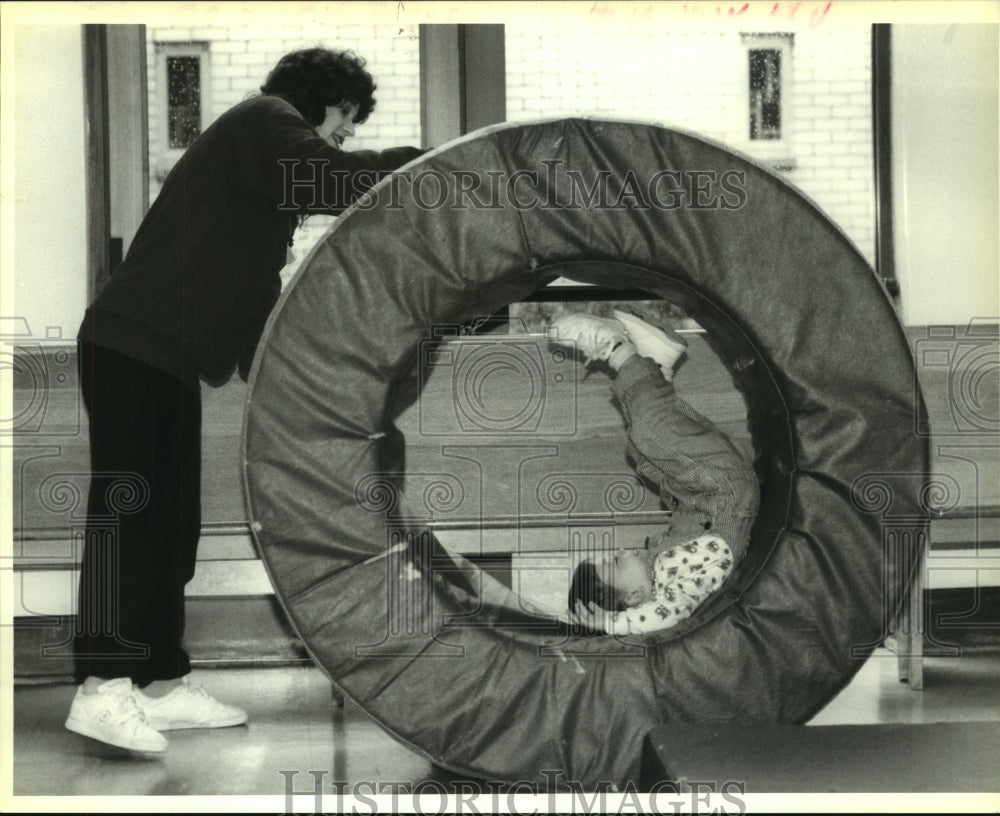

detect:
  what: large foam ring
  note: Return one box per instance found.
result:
[244,119,929,787]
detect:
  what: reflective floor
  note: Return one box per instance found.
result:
[10,648,1000,801]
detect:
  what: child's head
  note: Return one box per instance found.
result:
[261,48,377,127]
[611,549,655,606]
[567,549,654,614]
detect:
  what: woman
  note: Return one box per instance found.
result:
[66,48,424,753]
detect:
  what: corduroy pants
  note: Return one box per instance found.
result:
[611,354,760,561]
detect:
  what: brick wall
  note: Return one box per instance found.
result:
[146,23,422,275]
[505,23,875,264]
[146,24,421,182]
[146,23,875,273]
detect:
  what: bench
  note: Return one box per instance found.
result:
[10,323,998,681]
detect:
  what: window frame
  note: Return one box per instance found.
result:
[739,32,795,171]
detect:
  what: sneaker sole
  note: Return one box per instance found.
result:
[146,712,248,731]
[65,715,168,753]
[547,315,628,362]
[613,309,687,368]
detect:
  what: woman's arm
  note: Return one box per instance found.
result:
[262,102,425,213]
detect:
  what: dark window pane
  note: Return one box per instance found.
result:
[749,49,781,140]
[167,55,201,148]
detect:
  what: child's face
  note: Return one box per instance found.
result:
[608,550,654,607]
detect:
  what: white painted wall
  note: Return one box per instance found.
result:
[10,25,89,343]
[892,24,999,326]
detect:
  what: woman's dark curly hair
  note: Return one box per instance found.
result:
[260,48,376,127]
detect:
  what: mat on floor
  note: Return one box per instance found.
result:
[639,721,1000,792]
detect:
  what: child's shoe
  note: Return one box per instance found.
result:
[548,314,630,365]
[135,675,248,731]
[65,676,168,753]
[613,309,688,380]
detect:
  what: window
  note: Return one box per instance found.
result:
[166,53,203,148]
[740,33,794,168]
[749,47,782,140]
[151,42,209,188]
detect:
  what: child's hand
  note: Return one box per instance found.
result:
[572,600,619,634]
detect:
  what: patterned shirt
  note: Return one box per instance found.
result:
[610,534,733,634]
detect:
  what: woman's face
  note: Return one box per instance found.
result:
[318,100,359,147]
[608,550,654,607]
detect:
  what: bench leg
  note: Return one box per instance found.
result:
[905,553,925,690]
[895,545,925,690]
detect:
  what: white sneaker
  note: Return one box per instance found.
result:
[613,309,688,379]
[547,314,629,365]
[135,676,248,731]
[65,677,168,753]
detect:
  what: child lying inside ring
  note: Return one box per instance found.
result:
[548,310,760,635]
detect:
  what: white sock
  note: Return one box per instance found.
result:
[608,341,638,371]
[81,676,111,695]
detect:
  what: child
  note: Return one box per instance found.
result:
[548,310,759,635]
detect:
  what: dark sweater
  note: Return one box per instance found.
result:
[78,95,424,390]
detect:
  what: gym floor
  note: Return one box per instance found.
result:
[10,648,1000,802]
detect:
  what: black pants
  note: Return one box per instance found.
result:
[73,340,201,686]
